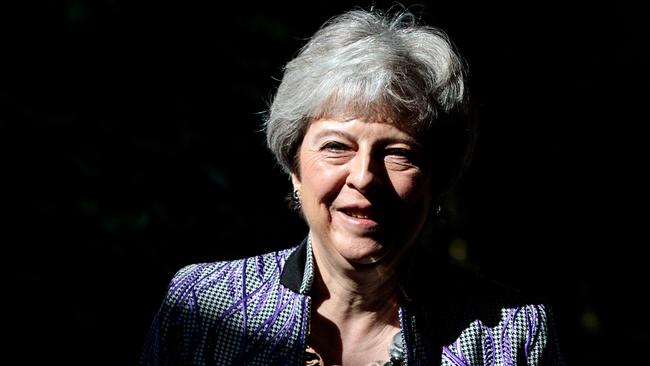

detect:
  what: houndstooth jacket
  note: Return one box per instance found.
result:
[141,238,563,365]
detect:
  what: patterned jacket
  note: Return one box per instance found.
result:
[141,238,563,365]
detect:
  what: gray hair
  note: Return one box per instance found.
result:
[264,8,472,182]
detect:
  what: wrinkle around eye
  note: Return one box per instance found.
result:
[384,157,421,172]
[322,152,353,164]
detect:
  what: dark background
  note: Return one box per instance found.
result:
[2,1,647,364]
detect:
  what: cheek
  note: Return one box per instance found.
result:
[391,172,431,202]
[300,158,347,203]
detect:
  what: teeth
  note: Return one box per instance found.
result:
[344,210,371,219]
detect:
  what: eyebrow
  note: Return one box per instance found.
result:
[312,129,354,142]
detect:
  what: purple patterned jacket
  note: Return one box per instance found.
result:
[141,238,563,365]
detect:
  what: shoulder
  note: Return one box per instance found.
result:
[163,246,298,310]
[141,246,304,365]
[438,265,564,365]
[441,262,555,331]
[448,264,546,314]
[155,247,302,347]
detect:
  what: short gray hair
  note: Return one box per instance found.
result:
[265,8,473,183]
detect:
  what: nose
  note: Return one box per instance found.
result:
[346,148,382,193]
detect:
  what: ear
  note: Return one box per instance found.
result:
[290,172,301,192]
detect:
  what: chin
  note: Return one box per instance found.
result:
[339,242,391,265]
[348,255,386,265]
[324,231,404,267]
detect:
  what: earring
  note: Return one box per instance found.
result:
[435,204,442,215]
[291,190,301,209]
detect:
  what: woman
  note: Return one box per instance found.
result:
[141,7,563,366]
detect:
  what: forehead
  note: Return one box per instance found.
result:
[312,98,423,133]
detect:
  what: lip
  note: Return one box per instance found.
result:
[336,206,381,231]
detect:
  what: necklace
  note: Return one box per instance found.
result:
[385,331,406,366]
[304,331,405,366]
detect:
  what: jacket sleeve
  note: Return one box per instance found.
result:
[529,304,565,366]
[140,265,198,366]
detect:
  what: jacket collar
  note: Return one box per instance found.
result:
[280,237,313,294]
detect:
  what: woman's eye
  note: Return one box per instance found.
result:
[386,148,412,159]
[320,141,349,152]
[385,148,423,168]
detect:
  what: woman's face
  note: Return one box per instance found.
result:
[291,117,432,267]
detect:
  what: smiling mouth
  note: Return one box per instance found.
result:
[338,208,382,228]
[343,209,372,219]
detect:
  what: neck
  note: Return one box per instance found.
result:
[310,239,401,322]
[308,238,403,365]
